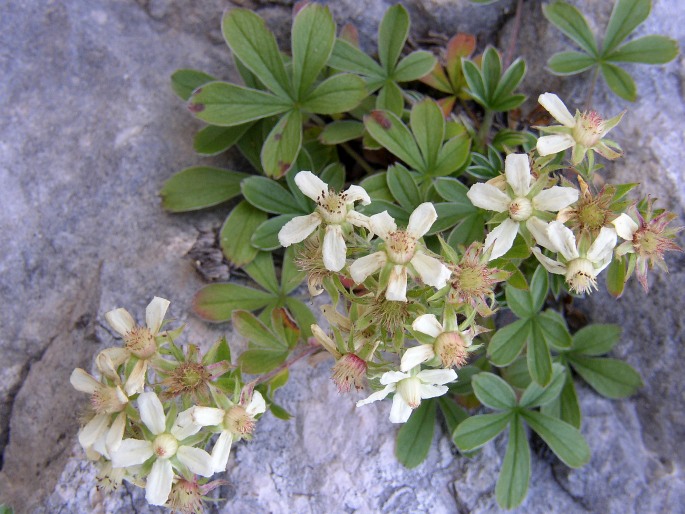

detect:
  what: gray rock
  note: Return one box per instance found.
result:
[0,0,683,513]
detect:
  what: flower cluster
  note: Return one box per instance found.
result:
[71,297,264,511]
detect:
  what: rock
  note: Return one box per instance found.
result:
[0,0,683,512]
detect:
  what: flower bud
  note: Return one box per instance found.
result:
[331,354,367,393]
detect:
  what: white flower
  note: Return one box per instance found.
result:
[402,314,483,370]
[190,391,266,473]
[278,171,371,272]
[70,368,130,457]
[536,93,624,164]
[467,154,578,260]
[111,392,213,506]
[101,296,170,395]
[349,203,451,301]
[531,221,617,294]
[356,368,457,423]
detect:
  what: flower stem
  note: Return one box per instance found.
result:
[476,109,495,152]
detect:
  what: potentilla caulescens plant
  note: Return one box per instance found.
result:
[66,3,682,512]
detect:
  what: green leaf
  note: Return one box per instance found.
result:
[438,397,469,439]
[528,318,553,386]
[193,284,274,322]
[302,74,367,114]
[454,412,512,451]
[433,177,469,202]
[261,110,303,178]
[319,120,365,145]
[188,82,291,126]
[495,415,530,510]
[530,267,549,313]
[548,51,597,75]
[328,38,384,78]
[520,410,591,468]
[461,59,487,105]
[410,99,444,172]
[543,1,598,56]
[602,0,651,55]
[488,319,530,366]
[220,201,267,266]
[506,284,534,319]
[429,202,471,234]
[606,35,679,64]
[387,164,421,210]
[501,357,532,390]
[394,51,437,82]
[360,172,394,202]
[237,118,275,173]
[222,9,292,99]
[171,69,216,100]
[378,4,410,72]
[160,167,248,212]
[395,399,436,468]
[537,310,572,350]
[291,4,336,98]
[281,246,306,295]
[480,47,502,99]
[542,369,582,428]
[269,403,292,420]
[376,82,405,116]
[364,110,423,171]
[243,252,279,294]
[601,62,637,101]
[569,356,643,398]
[241,176,302,215]
[433,133,471,176]
[239,348,289,374]
[571,323,621,356]
[471,372,517,410]
[606,255,627,298]
[233,310,284,350]
[493,58,526,100]
[284,298,315,339]
[193,123,252,156]
[519,363,565,408]
[252,214,297,251]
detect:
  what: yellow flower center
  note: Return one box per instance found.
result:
[435,332,468,368]
[152,434,178,460]
[124,326,157,359]
[508,197,532,221]
[225,406,255,436]
[386,230,416,264]
[316,189,348,224]
[574,111,604,147]
[91,386,127,414]
[396,377,422,409]
[565,258,597,294]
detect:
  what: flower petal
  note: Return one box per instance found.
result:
[538,93,575,127]
[124,359,147,396]
[247,391,267,417]
[171,408,203,441]
[418,384,449,399]
[70,368,100,394]
[346,210,370,230]
[531,247,567,275]
[400,345,435,372]
[278,213,322,247]
[106,412,127,454]
[533,186,579,212]
[411,314,444,338]
[350,251,386,283]
[411,252,451,289]
[105,308,135,336]
[294,171,327,202]
[389,394,413,423]
[380,371,410,385]
[146,459,173,506]
[407,203,437,239]
[527,216,554,250]
[78,413,110,449]
[146,297,170,335]
[356,384,395,407]
[210,431,233,472]
[111,439,153,468]
[191,406,225,427]
[322,224,347,272]
[177,445,215,477]
[504,154,532,197]
[386,265,408,302]
[547,221,579,260]
[416,368,458,385]
[587,227,617,264]
[536,134,576,156]
[484,218,519,260]
[96,347,129,379]
[369,211,397,239]
[612,213,638,240]
[467,183,510,212]
[343,184,371,205]
[138,392,166,435]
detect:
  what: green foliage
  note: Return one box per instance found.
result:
[462,47,527,112]
[395,399,436,468]
[544,0,679,101]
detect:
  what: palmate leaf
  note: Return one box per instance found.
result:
[520,410,590,468]
[193,283,274,322]
[453,411,512,451]
[471,372,517,410]
[542,1,598,56]
[378,4,410,72]
[171,69,216,100]
[193,123,253,156]
[462,47,527,111]
[386,164,421,211]
[220,201,267,266]
[547,51,597,75]
[291,4,336,98]
[301,74,368,114]
[260,110,303,178]
[568,355,643,398]
[600,62,637,101]
[606,35,679,64]
[495,415,530,509]
[161,167,249,212]
[602,0,651,54]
